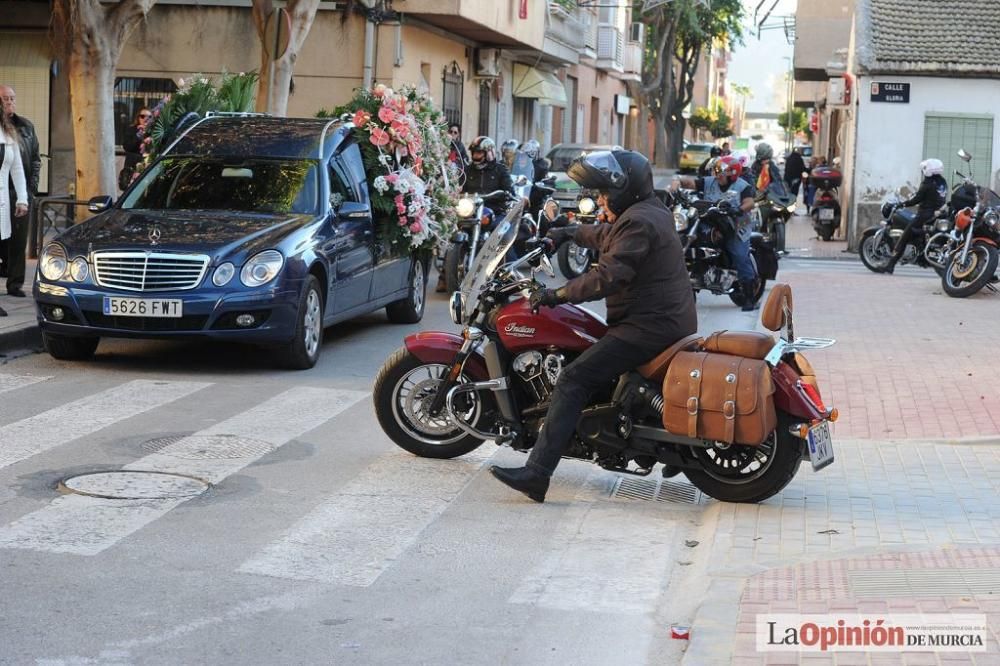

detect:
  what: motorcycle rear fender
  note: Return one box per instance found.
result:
[771,360,826,422]
[973,237,997,247]
[404,331,490,381]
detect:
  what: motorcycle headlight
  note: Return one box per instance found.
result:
[69,257,89,282]
[936,218,951,232]
[985,210,999,229]
[456,198,476,218]
[577,197,596,215]
[213,262,235,287]
[240,250,284,287]
[786,203,798,213]
[673,209,687,232]
[40,243,68,281]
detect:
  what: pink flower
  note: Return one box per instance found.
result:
[378,106,396,124]
[373,84,388,98]
[370,127,390,147]
[409,221,422,233]
[390,119,409,140]
[352,109,371,127]
[394,194,406,215]
[385,173,399,184]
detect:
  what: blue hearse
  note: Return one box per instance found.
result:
[33,115,427,369]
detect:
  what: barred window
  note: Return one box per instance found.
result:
[442,62,463,128]
[114,77,177,146]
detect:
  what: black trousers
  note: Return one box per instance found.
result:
[891,211,933,261]
[526,334,661,476]
[1,190,29,291]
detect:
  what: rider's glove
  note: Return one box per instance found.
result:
[545,225,578,249]
[530,287,568,312]
[525,236,556,255]
[718,199,737,216]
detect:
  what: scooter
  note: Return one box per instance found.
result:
[810,166,842,241]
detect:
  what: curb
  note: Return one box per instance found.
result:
[0,321,41,358]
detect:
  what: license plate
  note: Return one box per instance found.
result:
[807,421,835,471]
[103,297,183,318]
[818,208,835,220]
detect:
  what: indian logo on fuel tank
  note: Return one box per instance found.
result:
[504,322,536,338]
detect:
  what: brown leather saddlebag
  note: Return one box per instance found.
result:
[662,351,777,446]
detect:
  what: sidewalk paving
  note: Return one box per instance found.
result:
[785,213,854,261]
[0,258,40,357]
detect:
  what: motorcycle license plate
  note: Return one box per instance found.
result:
[807,422,835,471]
[818,208,835,220]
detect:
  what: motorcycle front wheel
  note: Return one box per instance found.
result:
[773,221,787,253]
[443,244,468,293]
[557,241,592,278]
[373,347,492,459]
[860,233,892,273]
[682,417,802,503]
[942,242,999,298]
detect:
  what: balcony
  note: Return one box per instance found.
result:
[543,1,584,64]
[622,42,642,82]
[580,11,597,60]
[595,23,624,73]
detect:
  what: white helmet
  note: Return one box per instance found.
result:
[921,158,944,178]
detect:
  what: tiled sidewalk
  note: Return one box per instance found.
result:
[785,214,853,261]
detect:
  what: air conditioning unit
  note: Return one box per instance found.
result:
[474,48,501,78]
[629,22,645,44]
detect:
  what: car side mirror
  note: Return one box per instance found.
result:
[336,200,370,220]
[88,195,113,213]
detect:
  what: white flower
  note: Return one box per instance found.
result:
[373,176,390,194]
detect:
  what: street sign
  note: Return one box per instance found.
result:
[264,8,291,61]
[870,81,910,104]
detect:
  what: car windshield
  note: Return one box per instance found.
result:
[547,148,586,171]
[460,199,525,299]
[121,157,320,214]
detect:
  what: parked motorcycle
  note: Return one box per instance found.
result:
[810,166,842,241]
[673,191,780,307]
[755,182,796,253]
[443,190,512,293]
[859,197,953,275]
[941,149,1000,298]
[373,203,838,503]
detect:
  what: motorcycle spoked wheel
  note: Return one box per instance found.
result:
[373,347,493,459]
[942,242,1000,298]
[682,422,802,503]
[443,245,468,293]
[860,234,893,273]
[557,241,592,279]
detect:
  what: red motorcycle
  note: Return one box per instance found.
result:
[374,204,839,503]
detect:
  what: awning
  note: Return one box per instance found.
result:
[512,64,568,108]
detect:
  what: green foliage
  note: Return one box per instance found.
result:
[687,101,732,139]
[777,107,809,134]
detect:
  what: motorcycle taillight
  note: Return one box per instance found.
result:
[799,381,826,413]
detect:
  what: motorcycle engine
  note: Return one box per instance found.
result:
[513,351,564,402]
[888,230,919,262]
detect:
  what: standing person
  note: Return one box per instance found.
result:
[119,107,149,191]
[0,85,39,299]
[783,147,806,199]
[0,94,29,316]
[721,141,732,156]
[490,150,697,503]
[884,158,948,275]
[446,123,468,170]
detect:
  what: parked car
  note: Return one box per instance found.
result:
[679,142,716,173]
[33,114,427,369]
[545,142,622,212]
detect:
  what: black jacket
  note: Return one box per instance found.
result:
[564,196,697,353]
[903,174,947,215]
[9,114,40,197]
[784,151,806,184]
[122,126,145,173]
[463,161,513,196]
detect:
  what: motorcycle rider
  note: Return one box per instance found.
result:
[464,136,514,197]
[884,158,948,274]
[671,156,759,311]
[698,145,722,177]
[749,142,786,197]
[490,150,698,503]
[500,139,519,170]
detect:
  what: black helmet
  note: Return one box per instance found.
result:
[469,136,497,170]
[566,150,653,215]
[710,146,722,158]
[755,142,774,161]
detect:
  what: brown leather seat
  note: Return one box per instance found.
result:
[761,283,793,332]
[702,330,775,360]
[637,333,703,382]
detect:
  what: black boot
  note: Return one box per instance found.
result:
[435,274,447,293]
[884,252,901,275]
[739,280,759,312]
[490,465,550,503]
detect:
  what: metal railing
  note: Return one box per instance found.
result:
[28,196,89,259]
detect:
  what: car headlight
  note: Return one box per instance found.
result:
[40,243,68,281]
[213,262,235,287]
[240,250,284,287]
[69,257,89,282]
[456,198,476,218]
[577,197,596,215]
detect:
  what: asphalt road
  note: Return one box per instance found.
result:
[0,266,797,665]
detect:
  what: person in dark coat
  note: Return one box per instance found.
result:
[463,136,513,196]
[119,107,149,190]
[446,123,468,170]
[490,150,698,503]
[0,84,40,298]
[783,148,806,198]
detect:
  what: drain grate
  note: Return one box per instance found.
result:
[849,568,1000,598]
[612,477,702,504]
[140,434,275,460]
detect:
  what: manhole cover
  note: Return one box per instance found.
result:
[60,471,210,500]
[612,477,702,504]
[139,434,275,460]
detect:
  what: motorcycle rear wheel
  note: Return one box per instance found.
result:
[942,242,999,298]
[728,277,766,308]
[682,419,801,503]
[373,347,490,459]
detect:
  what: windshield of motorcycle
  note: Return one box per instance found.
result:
[510,151,535,181]
[459,198,526,300]
[978,186,1000,208]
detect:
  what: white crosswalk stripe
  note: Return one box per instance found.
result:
[0,379,210,471]
[238,444,497,586]
[0,373,50,395]
[0,386,367,555]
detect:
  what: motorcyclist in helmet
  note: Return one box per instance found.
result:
[698,145,723,177]
[519,139,550,183]
[671,155,760,311]
[500,139,519,170]
[490,150,698,503]
[464,136,514,197]
[884,158,948,274]
[749,142,786,197]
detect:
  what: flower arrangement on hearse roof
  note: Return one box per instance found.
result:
[324,83,460,251]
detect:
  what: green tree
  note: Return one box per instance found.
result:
[709,106,733,139]
[687,106,714,134]
[778,107,808,134]
[638,0,744,167]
